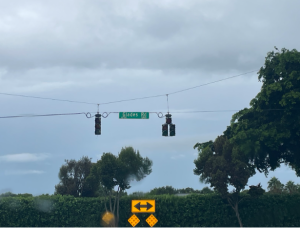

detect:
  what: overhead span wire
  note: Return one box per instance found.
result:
[0,92,98,105]
[0,108,297,119]
[0,112,92,119]
[0,70,258,106]
[168,70,257,95]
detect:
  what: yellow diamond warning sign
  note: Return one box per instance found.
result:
[101,212,114,225]
[131,200,155,213]
[146,214,158,227]
[128,214,140,227]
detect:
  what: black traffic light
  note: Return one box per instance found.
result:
[170,123,175,136]
[162,123,168,136]
[165,114,172,124]
[95,114,101,135]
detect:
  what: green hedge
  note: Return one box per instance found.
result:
[0,193,300,227]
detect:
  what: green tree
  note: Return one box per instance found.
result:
[149,186,177,195]
[224,48,300,176]
[17,193,33,197]
[200,187,214,194]
[176,187,204,194]
[267,177,284,194]
[247,183,265,197]
[181,187,198,194]
[194,135,256,227]
[130,191,146,197]
[0,192,17,197]
[87,146,152,227]
[54,156,96,197]
[284,180,299,194]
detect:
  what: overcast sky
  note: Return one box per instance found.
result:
[0,0,300,196]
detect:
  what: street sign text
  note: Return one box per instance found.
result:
[119,112,149,119]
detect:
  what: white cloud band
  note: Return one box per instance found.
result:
[0,153,50,162]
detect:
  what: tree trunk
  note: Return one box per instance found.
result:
[234,202,243,227]
[116,187,120,227]
[113,189,117,214]
[109,191,112,212]
[227,197,243,227]
[104,196,108,211]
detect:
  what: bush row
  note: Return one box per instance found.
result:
[0,193,300,227]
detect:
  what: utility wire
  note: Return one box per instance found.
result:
[0,93,98,105]
[0,70,257,106]
[98,94,165,105]
[168,70,257,95]
[0,112,90,119]
[170,109,300,113]
[0,108,297,119]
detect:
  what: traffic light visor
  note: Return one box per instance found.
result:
[170,123,175,136]
[162,123,168,136]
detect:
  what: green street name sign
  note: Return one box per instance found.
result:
[119,112,149,119]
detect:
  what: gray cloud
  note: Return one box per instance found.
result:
[0,0,299,196]
[1,0,299,73]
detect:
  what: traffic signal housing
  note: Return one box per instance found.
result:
[95,114,101,135]
[169,123,175,136]
[162,123,168,136]
[165,113,172,124]
[162,113,176,137]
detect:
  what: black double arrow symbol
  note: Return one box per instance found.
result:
[134,202,153,211]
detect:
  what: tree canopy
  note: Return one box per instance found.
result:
[194,135,256,227]
[247,183,265,197]
[86,146,153,227]
[194,135,256,196]
[224,48,300,176]
[267,177,284,194]
[284,180,300,194]
[136,186,213,195]
[54,156,95,197]
[149,186,177,195]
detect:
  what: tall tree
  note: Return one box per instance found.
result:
[267,177,284,194]
[54,156,96,197]
[194,135,256,227]
[87,147,153,227]
[224,48,300,176]
[284,180,299,194]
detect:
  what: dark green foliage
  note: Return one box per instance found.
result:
[149,186,177,195]
[1,194,300,227]
[200,187,214,194]
[132,186,213,197]
[129,191,146,197]
[0,192,33,198]
[194,135,256,227]
[0,192,17,197]
[176,187,202,194]
[54,156,96,197]
[194,135,256,196]
[267,176,285,194]
[131,186,214,197]
[17,193,33,197]
[225,48,300,176]
[247,183,265,197]
[86,146,153,226]
[284,180,300,194]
